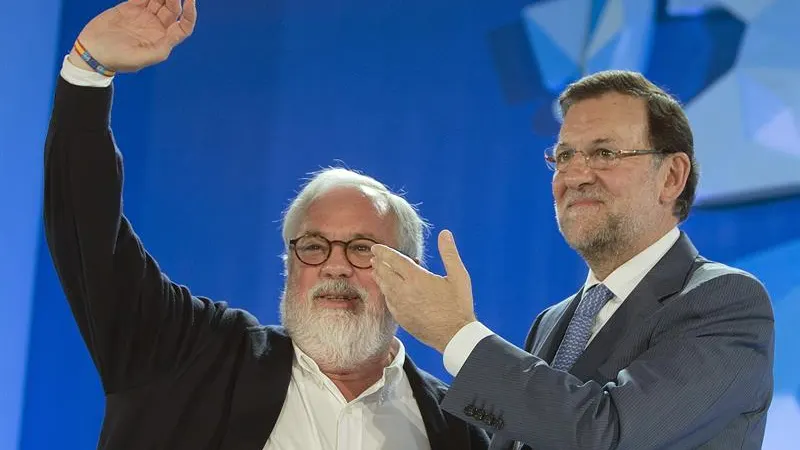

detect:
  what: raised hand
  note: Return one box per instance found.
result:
[69,0,197,73]
[371,230,477,353]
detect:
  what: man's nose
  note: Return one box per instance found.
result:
[320,244,354,278]
[560,157,597,189]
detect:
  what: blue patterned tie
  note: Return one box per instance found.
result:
[511,285,615,450]
[551,284,614,371]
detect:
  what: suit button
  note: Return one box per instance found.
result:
[474,409,485,421]
[483,414,496,426]
[464,405,475,417]
[494,418,504,430]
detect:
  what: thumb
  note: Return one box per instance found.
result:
[438,230,469,283]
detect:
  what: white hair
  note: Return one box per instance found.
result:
[281,167,430,267]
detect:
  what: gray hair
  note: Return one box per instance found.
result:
[281,167,431,269]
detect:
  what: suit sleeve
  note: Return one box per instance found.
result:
[44,77,243,394]
[440,273,774,450]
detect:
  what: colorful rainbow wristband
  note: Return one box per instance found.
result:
[73,40,116,77]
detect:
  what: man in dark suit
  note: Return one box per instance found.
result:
[44,1,489,448]
[371,71,775,448]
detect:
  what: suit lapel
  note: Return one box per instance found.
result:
[569,232,700,381]
[535,290,583,362]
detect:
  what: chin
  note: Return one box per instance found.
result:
[281,299,397,370]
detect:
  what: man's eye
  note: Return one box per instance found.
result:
[556,150,574,163]
[596,148,617,159]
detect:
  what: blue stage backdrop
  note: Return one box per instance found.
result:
[4,0,799,448]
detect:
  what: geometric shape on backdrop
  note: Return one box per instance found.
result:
[715,0,778,22]
[665,0,723,16]
[685,71,800,204]
[488,0,800,204]
[762,395,800,450]
[585,0,656,74]
[522,8,581,91]
[737,71,790,142]
[646,5,745,104]
[686,0,800,204]
[522,0,591,66]
[753,109,800,158]
[736,2,800,71]
[666,0,777,21]
[488,21,552,105]
[585,0,625,63]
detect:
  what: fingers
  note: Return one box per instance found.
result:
[165,0,181,14]
[371,259,407,311]
[146,0,166,15]
[156,0,181,26]
[372,261,400,299]
[438,230,469,283]
[371,244,416,280]
[165,0,196,48]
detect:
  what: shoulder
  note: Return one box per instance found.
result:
[687,259,765,290]
[684,259,770,305]
[662,257,774,326]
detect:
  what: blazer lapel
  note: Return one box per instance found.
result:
[403,357,456,450]
[535,290,583,362]
[222,326,294,449]
[569,232,700,381]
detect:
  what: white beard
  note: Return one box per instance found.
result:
[280,278,398,371]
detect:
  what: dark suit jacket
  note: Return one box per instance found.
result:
[441,233,775,449]
[43,77,490,450]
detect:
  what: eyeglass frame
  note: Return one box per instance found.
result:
[544,146,668,172]
[288,233,383,269]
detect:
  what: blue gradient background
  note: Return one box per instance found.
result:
[2,0,799,448]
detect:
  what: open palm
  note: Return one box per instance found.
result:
[77,0,196,72]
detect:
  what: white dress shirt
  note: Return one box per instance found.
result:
[264,338,430,450]
[59,56,430,449]
[444,227,681,376]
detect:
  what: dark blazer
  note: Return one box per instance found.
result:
[441,233,775,449]
[43,77,490,450]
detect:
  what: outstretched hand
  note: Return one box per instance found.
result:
[70,0,197,73]
[371,230,477,353]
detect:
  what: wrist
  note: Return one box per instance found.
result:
[67,49,93,72]
[70,40,116,77]
[438,317,476,353]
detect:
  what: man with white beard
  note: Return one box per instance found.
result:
[43,1,490,449]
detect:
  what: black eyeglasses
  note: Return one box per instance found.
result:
[544,147,667,171]
[289,234,379,269]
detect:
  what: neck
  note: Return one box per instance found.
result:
[585,222,675,281]
[318,340,398,402]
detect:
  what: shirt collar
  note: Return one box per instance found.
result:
[583,227,680,301]
[291,336,407,401]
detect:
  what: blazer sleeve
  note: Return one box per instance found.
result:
[44,77,243,394]
[440,272,774,450]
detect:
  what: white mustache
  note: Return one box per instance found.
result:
[309,279,366,303]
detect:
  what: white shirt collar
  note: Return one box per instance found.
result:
[291,337,407,402]
[583,227,681,302]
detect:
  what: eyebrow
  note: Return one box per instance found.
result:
[302,230,382,242]
[556,137,617,150]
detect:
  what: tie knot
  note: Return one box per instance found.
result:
[575,284,614,317]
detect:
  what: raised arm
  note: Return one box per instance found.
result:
[43,0,241,394]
